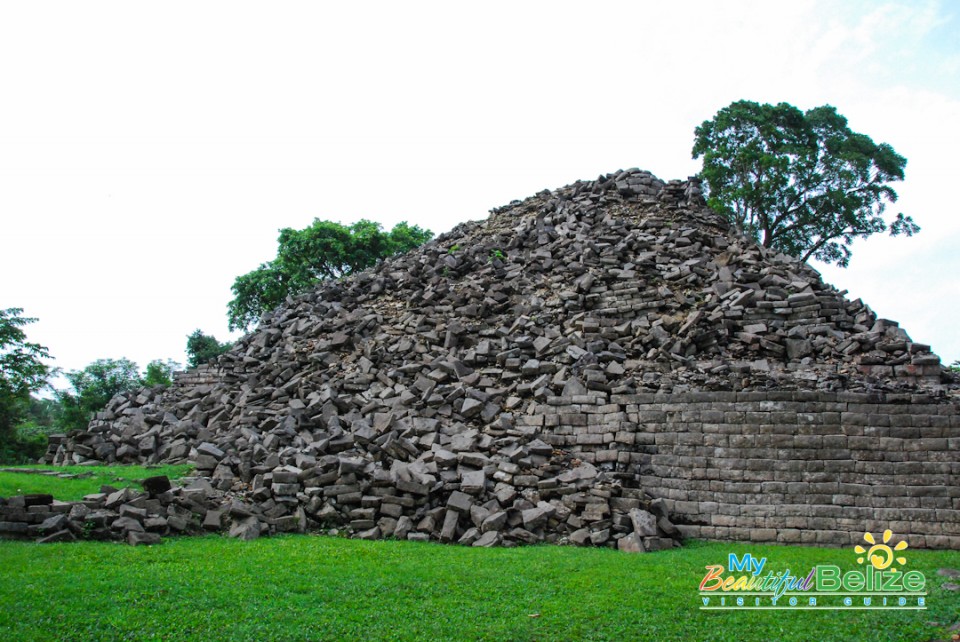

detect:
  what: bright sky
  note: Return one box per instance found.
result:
[2,0,959,389]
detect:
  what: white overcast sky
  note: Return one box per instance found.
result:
[2,0,959,388]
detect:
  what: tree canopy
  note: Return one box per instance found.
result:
[692,100,919,267]
[0,308,50,400]
[37,358,181,437]
[55,358,143,432]
[0,310,187,461]
[186,330,233,368]
[227,219,433,331]
[0,308,51,460]
[142,359,180,387]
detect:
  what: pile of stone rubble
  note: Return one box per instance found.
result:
[3,168,952,548]
[0,458,678,551]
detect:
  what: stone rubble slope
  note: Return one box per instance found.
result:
[8,169,952,549]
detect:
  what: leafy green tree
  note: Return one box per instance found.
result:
[228,219,432,330]
[186,330,233,368]
[142,359,180,387]
[0,308,52,462]
[11,396,59,462]
[55,358,142,432]
[692,100,919,267]
[22,396,57,429]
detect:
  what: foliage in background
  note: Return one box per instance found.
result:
[227,219,432,331]
[54,358,144,433]
[0,308,52,463]
[141,358,180,387]
[693,100,919,267]
[3,353,183,462]
[185,329,233,368]
[7,397,58,463]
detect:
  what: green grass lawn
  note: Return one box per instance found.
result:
[0,536,957,642]
[0,464,193,501]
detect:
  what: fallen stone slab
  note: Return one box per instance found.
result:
[38,529,76,544]
[127,531,162,546]
[617,533,645,553]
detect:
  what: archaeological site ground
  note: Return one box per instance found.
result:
[2,170,958,641]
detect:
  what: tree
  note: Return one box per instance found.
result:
[11,396,59,462]
[692,100,919,267]
[0,309,51,462]
[186,330,232,368]
[21,395,57,429]
[227,219,433,330]
[49,357,180,434]
[55,358,142,432]
[142,359,180,387]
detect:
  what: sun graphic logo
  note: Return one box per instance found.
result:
[855,529,908,571]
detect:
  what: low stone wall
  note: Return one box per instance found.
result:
[171,364,220,387]
[530,391,960,549]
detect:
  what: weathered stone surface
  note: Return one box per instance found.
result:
[460,470,486,495]
[141,476,172,495]
[0,521,30,535]
[473,531,501,547]
[202,510,224,532]
[440,509,459,542]
[629,509,658,537]
[642,537,676,552]
[590,529,611,545]
[569,528,591,546]
[112,516,145,533]
[522,506,549,530]
[197,443,225,460]
[446,491,474,514]
[272,470,299,485]
[229,516,261,541]
[127,531,162,546]
[38,529,76,544]
[39,514,69,532]
[481,511,508,533]
[617,533,645,553]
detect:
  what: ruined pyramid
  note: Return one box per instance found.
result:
[25,169,959,549]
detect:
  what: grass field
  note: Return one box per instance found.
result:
[2,466,957,640]
[0,535,958,642]
[0,464,193,501]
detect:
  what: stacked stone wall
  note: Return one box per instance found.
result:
[532,391,960,548]
[172,365,219,387]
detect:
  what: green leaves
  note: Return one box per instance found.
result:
[1,310,190,455]
[227,219,433,331]
[142,359,181,387]
[0,308,52,460]
[185,330,232,368]
[693,100,917,267]
[0,308,51,399]
[55,358,144,432]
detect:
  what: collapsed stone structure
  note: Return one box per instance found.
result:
[4,168,958,549]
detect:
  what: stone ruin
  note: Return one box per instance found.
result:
[2,168,958,549]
